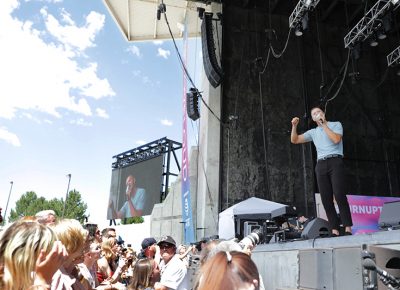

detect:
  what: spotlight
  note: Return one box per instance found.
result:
[369,34,378,47]
[295,25,303,37]
[295,13,309,37]
[377,27,387,40]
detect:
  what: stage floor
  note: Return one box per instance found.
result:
[252,230,400,290]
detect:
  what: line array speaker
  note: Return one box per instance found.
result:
[201,12,223,88]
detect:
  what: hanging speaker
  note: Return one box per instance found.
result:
[201,12,223,88]
[187,88,200,121]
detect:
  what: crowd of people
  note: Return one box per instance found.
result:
[0,210,262,290]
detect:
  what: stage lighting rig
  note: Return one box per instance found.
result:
[387,45,400,67]
[344,0,400,49]
[289,0,320,30]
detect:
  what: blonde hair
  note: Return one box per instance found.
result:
[51,219,87,255]
[0,220,56,290]
[101,237,117,263]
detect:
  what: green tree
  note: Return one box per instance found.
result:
[120,216,144,224]
[62,189,87,222]
[8,189,88,223]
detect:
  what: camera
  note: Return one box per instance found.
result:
[239,229,263,249]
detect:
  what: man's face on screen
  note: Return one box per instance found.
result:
[125,175,135,198]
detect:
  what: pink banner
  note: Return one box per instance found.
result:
[347,195,400,234]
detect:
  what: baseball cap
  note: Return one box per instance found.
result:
[141,237,157,249]
[157,235,176,247]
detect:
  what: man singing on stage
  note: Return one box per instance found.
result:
[290,106,353,237]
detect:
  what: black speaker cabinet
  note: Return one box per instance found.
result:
[301,218,332,240]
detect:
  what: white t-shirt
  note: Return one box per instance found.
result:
[159,255,189,290]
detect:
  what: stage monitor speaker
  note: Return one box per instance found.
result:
[301,218,331,240]
[379,200,400,229]
[201,12,223,88]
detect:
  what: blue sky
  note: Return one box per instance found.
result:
[0,0,202,226]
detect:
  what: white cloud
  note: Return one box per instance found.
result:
[96,108,109,119]
[157,47,171,59]
[132,70,141,77]
[153,40,163,45]
[0,127,21,147]
[126,45,142,58]
[0,1,115,121]
[135,140,146,145]
[70,118,92,127]
[160,119,173,126]
[42,8,105,52]
[21,112,41,124]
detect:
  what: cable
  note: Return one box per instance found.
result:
[315,11,325,99]
[270,28,293,59]
[324,49,351,113]
[160,4,222,124]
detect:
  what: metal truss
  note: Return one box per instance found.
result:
[112,137,181,169]
[387,45,400,67]
[289,0,321,29]
[344,0,400,48]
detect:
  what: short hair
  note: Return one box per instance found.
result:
[0,220,56,290]
[129,258,153,289]
[101,227,116,238]
[196,251,260,290]
[50,219,87,256]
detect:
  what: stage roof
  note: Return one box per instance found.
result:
[103,0,212,42]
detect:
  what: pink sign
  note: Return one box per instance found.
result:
[347,195,400,234]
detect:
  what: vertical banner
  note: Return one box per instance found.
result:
[181,20,195,244]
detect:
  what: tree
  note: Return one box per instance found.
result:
[120,216,144,224]
[8,189,88,223]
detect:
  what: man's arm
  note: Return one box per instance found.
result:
[321,122,342,144]
[127,199,143,217]
[291,117,307,144]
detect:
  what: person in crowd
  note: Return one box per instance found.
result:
[101,227,117,242]
[177,245,193,268]
[119,248,135,286]
[0,220,68,290]
[78,238,101,289]
[154,236,188,290]
[195,251,260,290]
[84,223,102,244]
[50,218,89,290]
[291,106,353,236]
[138,238,157,259]
[137,237,161,285]
[35,209,57,225]
[97,237,128,284]
[109,175,146,218]
[199,240,221,266]
[128,258,154,290]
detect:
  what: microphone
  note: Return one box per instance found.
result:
[363,258,400,286]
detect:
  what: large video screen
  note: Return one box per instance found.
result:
[107,155,164,219]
